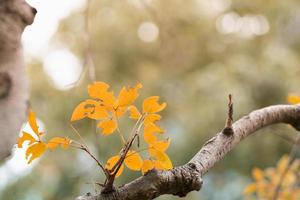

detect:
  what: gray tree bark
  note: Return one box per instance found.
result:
[76,104,300,200]
[0,0,36,161]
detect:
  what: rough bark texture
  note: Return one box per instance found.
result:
[0,0,36,161]
[76,104,300,200]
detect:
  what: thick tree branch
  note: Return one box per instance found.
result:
[76,104,300,200]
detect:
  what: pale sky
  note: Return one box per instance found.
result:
[23,0,86,90]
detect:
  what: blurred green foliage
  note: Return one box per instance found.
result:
[2,0,300,199]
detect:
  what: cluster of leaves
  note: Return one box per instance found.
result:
[18,81,172,186]
[71,82,172,177]
[243,94,300,200]
[17,110,71,164]
[243,155,300,200]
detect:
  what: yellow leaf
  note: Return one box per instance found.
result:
[105,155,124,178]
[88,82,110,99]
[144,131,157,144]
[143,96,166,113]
[144,114,161,125]
[98,119,117,135]
[114,106,127,117]
[141,159,154,174]
[157,152,173,170]
[287,94,300,104]
[71,100,108,122]
[129,106,141,119]
[88,82,115,106]
[17,131,37,148]
[25,142,47,164]
[87,104,109,120]
[70,101,91,122]
[118,83,142,107]
[28,110,41,137]
[124,150,143,171]
[47,137,71,149]
[277,155,289,173]
[252,167,264,181]
[243,183,257,195]
[153,160,165,170]
[149,149,173,169]
[144,123,164,134]
[152,139,171,152]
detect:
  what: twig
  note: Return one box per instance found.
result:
[222,94,234,136]
[80,146,109,178]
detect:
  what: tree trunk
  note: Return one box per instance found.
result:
[0,0,36,161]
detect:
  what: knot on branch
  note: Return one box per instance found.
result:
[166,165,203,197]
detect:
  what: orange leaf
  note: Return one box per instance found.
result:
[124,150,143,171]
[243,183,257,195]
[105,155,124,178]
[47,137,71,149]
[98,119,117,135]
[70,101,91,122]
[149,149,173,169]
[252,167,264,181]
[144,123,164,135]
[114,106,127,117]
[144,131,157,144]
[287,94,300,104]
[144,114,161,125]
[141,159,154,174]
[156,152,173,170]
[17,131,37,148]
[88,104,109,120]
[88,82,115,106]
[25,142,47,164]
[28,110,41,137]
[118,83,142,107]
[128,106,141,119]
[153,160,165,170]
[143,96,166,113]
[152,139,171,152]
[71,100,109,122]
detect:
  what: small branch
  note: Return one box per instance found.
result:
[80,146,109,179]
[222,94,234,136]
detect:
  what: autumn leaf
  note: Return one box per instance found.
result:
[124,150,143,171]
[252,167,264,181]
[28,109,42,137]
[129,106,141,119]
[144,131,157,144]
[287,94,300,104]
[17,131,36,148]
[88,82,116,107]
[47,137,71,149]
[118,83,142,107]
[70,99,108,122]
[143,96,167,113]
[25,142,47,164]
[105,155,124,177]
[243,183,257,195]
[144,123,164,135]
[141,159,154,174]
[98,119,117,135]
[144,114,161,125]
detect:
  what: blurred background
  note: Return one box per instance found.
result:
[1,0,300,199]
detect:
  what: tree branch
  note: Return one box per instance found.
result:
[76,104,300,200]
